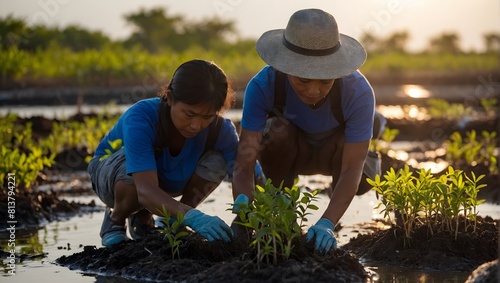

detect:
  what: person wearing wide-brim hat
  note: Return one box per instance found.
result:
[232,9,381,254]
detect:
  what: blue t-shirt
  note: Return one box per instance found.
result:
[241,66,375,143]
[94,97,239,193]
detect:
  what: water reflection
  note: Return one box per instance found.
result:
[400,84,431,99]
[387,149,409,161]
[376,84,433,121]
[18,232,44,255]
[366,264,469,283]
[407,159,449,174]
[377,105,430,120]
[386,144,450,174]
[1,227,43,256]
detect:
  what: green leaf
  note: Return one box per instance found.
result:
[307,204,319,211]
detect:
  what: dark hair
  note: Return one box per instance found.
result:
[154,59,235,151]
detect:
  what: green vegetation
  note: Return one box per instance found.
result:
[362,52,498,73]
[0,8,263,88]
[0,145,55,189]
[425,98,498,120]
[0,109,119,189]
[157,206,189,259]
[0,45,264,88]
[480,98,498,118]
[426,98,473,120]
[232,179,319,268]
[370,127,399,154]
[40,116,118,163]
[1,46,497,88]
[368,165,486,247]
[445,130,498,175]
[0,8,239,53]
[0,113,55,189]
[1,9,499,88]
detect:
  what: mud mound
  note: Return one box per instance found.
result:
[56,232,369,283]
[0,187,97,232]
[344,216,498,272]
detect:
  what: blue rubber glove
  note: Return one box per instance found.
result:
[232,194,249,213]
[306,218,337,254]
[182,209,233,242]
[155,216,177,229]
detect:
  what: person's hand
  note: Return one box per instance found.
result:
[306,218,337,254]
[231,194,253,244]
[182,209,233,242]
[232,194,249,214]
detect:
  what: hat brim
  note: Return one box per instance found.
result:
[256,29,367,79]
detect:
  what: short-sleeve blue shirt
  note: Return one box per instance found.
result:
[241,66,375,143]
[94,97,239,193]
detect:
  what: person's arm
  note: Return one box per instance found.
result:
[232,67,273,204]
[134,170,233,242]
[322,140,370,224]
[232,128,262,203]
[133,170,192,216]
[306,140,369,253]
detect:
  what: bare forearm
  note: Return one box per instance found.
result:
[138,188,192,217]
[133,171,193,217]
[322,170,360,224]
[232,170,255,202]
[232,129,262,202]
[322,139,370,224]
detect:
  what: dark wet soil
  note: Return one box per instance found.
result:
[54,215,498,282]
[56,232,370,283]
[343,216,498,272]
[0,186,97,232]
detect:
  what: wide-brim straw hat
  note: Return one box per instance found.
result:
[256,8,367,80]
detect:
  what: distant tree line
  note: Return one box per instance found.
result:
[1,7,498,54]
[1,8,498,89]
[0,7,255,54]
[360,30,500,54]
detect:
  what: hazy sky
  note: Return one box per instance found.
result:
[1,0,499,52]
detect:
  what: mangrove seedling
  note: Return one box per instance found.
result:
[231,178,319,268]
[368,165,486,247]
[370,126,399,154]
[445,130,498,174]
[157,205,188,259]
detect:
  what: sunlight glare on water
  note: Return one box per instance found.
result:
[387,149,409,161]
[400,84,431,99]
[407,159,449,174]
[376,105,430,121]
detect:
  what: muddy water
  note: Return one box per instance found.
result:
[2,177,499,283]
